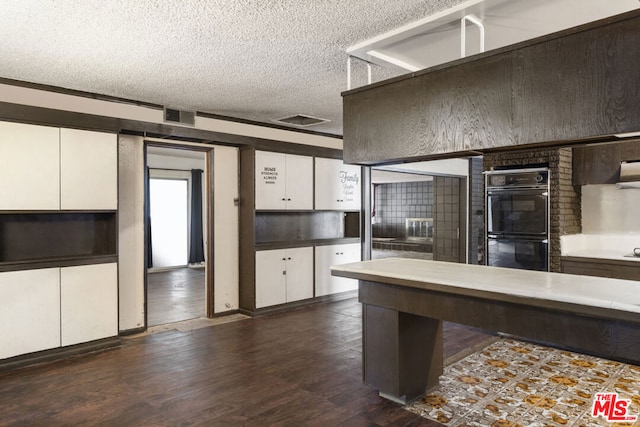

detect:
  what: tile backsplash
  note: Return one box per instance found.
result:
[372,181,433,238]
[582,184,640,233]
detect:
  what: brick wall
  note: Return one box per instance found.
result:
[483,147,581,272]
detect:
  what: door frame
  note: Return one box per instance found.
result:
[143,140,216,328]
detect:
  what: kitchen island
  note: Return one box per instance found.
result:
[331,258,640,404]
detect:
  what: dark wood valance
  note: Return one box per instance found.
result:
[342,9,640,165]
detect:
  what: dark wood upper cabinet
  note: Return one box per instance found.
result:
[572,139,640,185]
[342,10,640,165]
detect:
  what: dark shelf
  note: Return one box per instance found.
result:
[0,212,117,270]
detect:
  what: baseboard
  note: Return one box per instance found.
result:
[119,326,147,336]
[242,290,358,317]
[0,337,121,372]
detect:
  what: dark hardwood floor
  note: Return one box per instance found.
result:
[147,267,205,326]
[0,298,494,426]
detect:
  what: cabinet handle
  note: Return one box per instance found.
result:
[340,252,344,255]
[282,258,286,261]
[335,252,340,255]
[282,271,286,275]
[287,257,291,260]
[287,198,291,201]
[282,198,286,201]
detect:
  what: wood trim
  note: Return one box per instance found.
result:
[0,102,343,158]
[0,337,121,372]
[206,149,215,317]
[238,147,257,312]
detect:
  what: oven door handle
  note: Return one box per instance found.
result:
[488,235,548,243]
[487,188,548,196]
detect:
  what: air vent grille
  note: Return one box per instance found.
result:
[164,108,195,126]
[273,114,330,127]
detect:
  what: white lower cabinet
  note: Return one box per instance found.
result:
[0,263,118,360]
[255,247,313,308]
[61,263,118,346]
[315,243,361,297]
[0,268,61,359]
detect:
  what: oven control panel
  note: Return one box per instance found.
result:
[486,169,548,189]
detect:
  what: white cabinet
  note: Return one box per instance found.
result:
[60,129,118,210]
[0,268,61,359]
[315,243,361,296]
[0,121,117,211]
[315,158,361,210]
[61,263,118,346]
[0,263,118,359]
[0,121,60,210]
[255,247,313,308]
[255,151,313,210]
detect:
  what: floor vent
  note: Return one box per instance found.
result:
[273,114,330,127]
[164,108,195,126]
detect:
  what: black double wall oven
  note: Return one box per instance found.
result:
[485,168,550,271]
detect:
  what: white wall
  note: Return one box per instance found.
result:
[213,146,239,313]
[118,135,145,330]
[582,184,640,234]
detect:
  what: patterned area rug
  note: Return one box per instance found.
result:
[405,338,640,426]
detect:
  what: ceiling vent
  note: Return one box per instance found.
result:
[273,114,330,128]
[164,107,195,126]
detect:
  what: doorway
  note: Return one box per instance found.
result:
[370,161,468,264]
[145,144,210,327]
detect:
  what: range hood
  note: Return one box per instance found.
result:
[616,161,640,189]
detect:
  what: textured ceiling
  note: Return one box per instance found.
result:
[0,0,465,136]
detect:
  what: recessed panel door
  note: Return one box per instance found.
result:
[255,249,287,308]
[285,247,313,302]
[284,154,313,210]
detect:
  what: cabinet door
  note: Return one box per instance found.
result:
[285,154,313,210]
[0,121,60,210]
[60,129,118,210]
[255,151,286,210]
[0,268,61,359]
[285,247,314,302]
[315,244,361,296]
[255,249,287,308]
[333,243,361,293]
[314,245,339,297]
[315,158,362,210]
[60,263,118,346]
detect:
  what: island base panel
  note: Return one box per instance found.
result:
[363,304,443,404]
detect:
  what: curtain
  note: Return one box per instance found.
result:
[145,167,153,268]
[189,169,205,264]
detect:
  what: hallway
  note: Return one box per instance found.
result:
[147,267,206,326]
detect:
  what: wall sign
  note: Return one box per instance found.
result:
[340,170,359,202]
[261,166,279,185]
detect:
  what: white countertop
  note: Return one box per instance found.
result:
[562,249,640,262]
[561,233,640,262]
[331,258,640,315]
